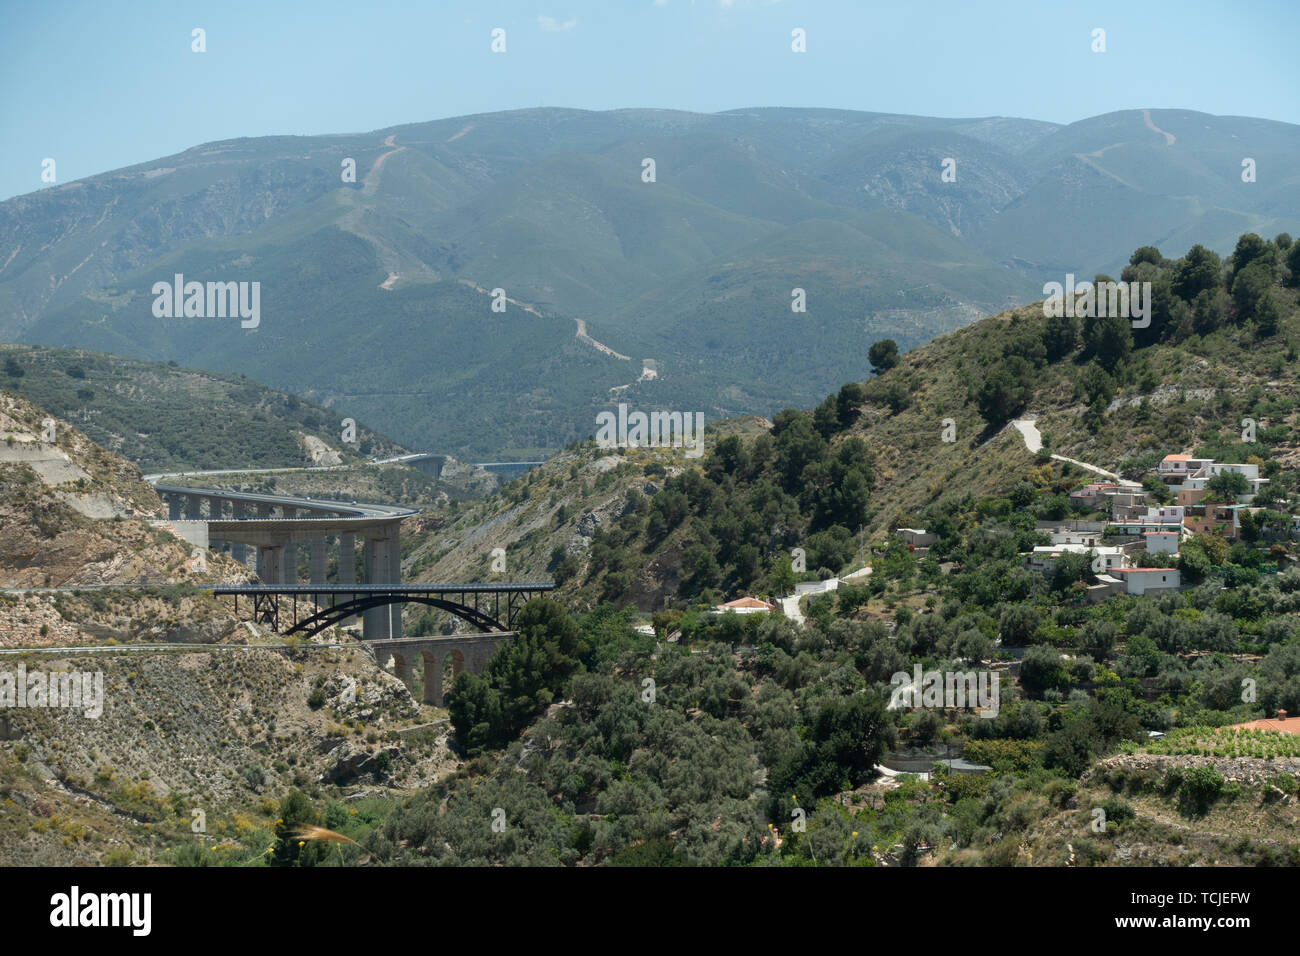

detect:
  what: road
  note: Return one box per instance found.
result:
[779,565,871,625]
[147,453,533,485]
[144,464,353,482]
[152,482,417,519]
[1009,418,1134,483]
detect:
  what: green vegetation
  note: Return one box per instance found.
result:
[349,229,1300,866]
[8,221,1300,867]
[0,344,406,471]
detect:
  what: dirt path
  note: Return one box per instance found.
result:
[1009,418,1133,482]
[1142,109,1176,147]
[458,280,634,361]
[364,134,406,195]
[575,317,631,361]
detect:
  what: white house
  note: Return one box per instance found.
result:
[1163,459,1268,502]
[1158,454,1213,480]
[1025,544,1128,576]
[1049,531,1106,546]
[1143,531,1180,555]
[1113,568,1180,595]
[897,528,937,551]
[1207,462,1259,481]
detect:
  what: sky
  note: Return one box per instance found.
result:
[1,0,1297,201]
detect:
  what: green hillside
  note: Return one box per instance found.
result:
[0,343,408,472]
[360,229,1300,866]
[20,229,633,458]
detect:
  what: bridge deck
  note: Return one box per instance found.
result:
[210,582,556,636]
[209,583,555,594]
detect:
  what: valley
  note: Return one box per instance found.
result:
[2,0,1299,880]
[4,225,1299,869]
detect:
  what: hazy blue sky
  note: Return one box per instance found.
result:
[2,0,1297,201]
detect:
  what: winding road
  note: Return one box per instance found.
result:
[1009,419,1132,483]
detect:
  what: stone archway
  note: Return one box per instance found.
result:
[419,650,439,705]
[366,634,511,708]
[380,651,414,694]
[419,648,466,706]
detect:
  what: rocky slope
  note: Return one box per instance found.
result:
[0,396,468,863]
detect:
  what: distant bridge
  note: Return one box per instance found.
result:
[360,633,516,706]
[143,465,559,706]
[209,582,555,636]
[151,482,412,637]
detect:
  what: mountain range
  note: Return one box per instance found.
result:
[3,106,1297,457]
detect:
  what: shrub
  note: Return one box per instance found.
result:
[1176,766,1225,816]
[1100,794,1135,825]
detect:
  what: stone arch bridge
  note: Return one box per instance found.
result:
[366,633,514,706]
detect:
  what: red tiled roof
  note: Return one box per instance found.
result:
[718,597,776,610]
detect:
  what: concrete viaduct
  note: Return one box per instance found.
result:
[152,482,414,639]
[146,479,559,709]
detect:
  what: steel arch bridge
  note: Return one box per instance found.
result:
[209,583,556,637]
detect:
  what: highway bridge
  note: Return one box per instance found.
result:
[367,453,543,479]
[151,482,413,638]
[138,471,561,703]
[211,582,555,636]
[146,453,544,483]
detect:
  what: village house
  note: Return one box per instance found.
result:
[1107,519,1183,536]
[1085,566,1181,600]
[1036,520,1106,534]
[1048,529,1106,547]
[712,597,777,615]
[1158,454,1213,482]
[1181,500,1242,539]
[1025,543,1129,575]
[1160,456,1268,503]
[1068,482,1119,508]
[1112,567,1181,595]
[1143,530,1180,555]
[1112,503,1185,524]
[1068,482,1144,509]
[897,528,938,552]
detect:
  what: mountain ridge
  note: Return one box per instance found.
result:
[4,106,1298,457]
